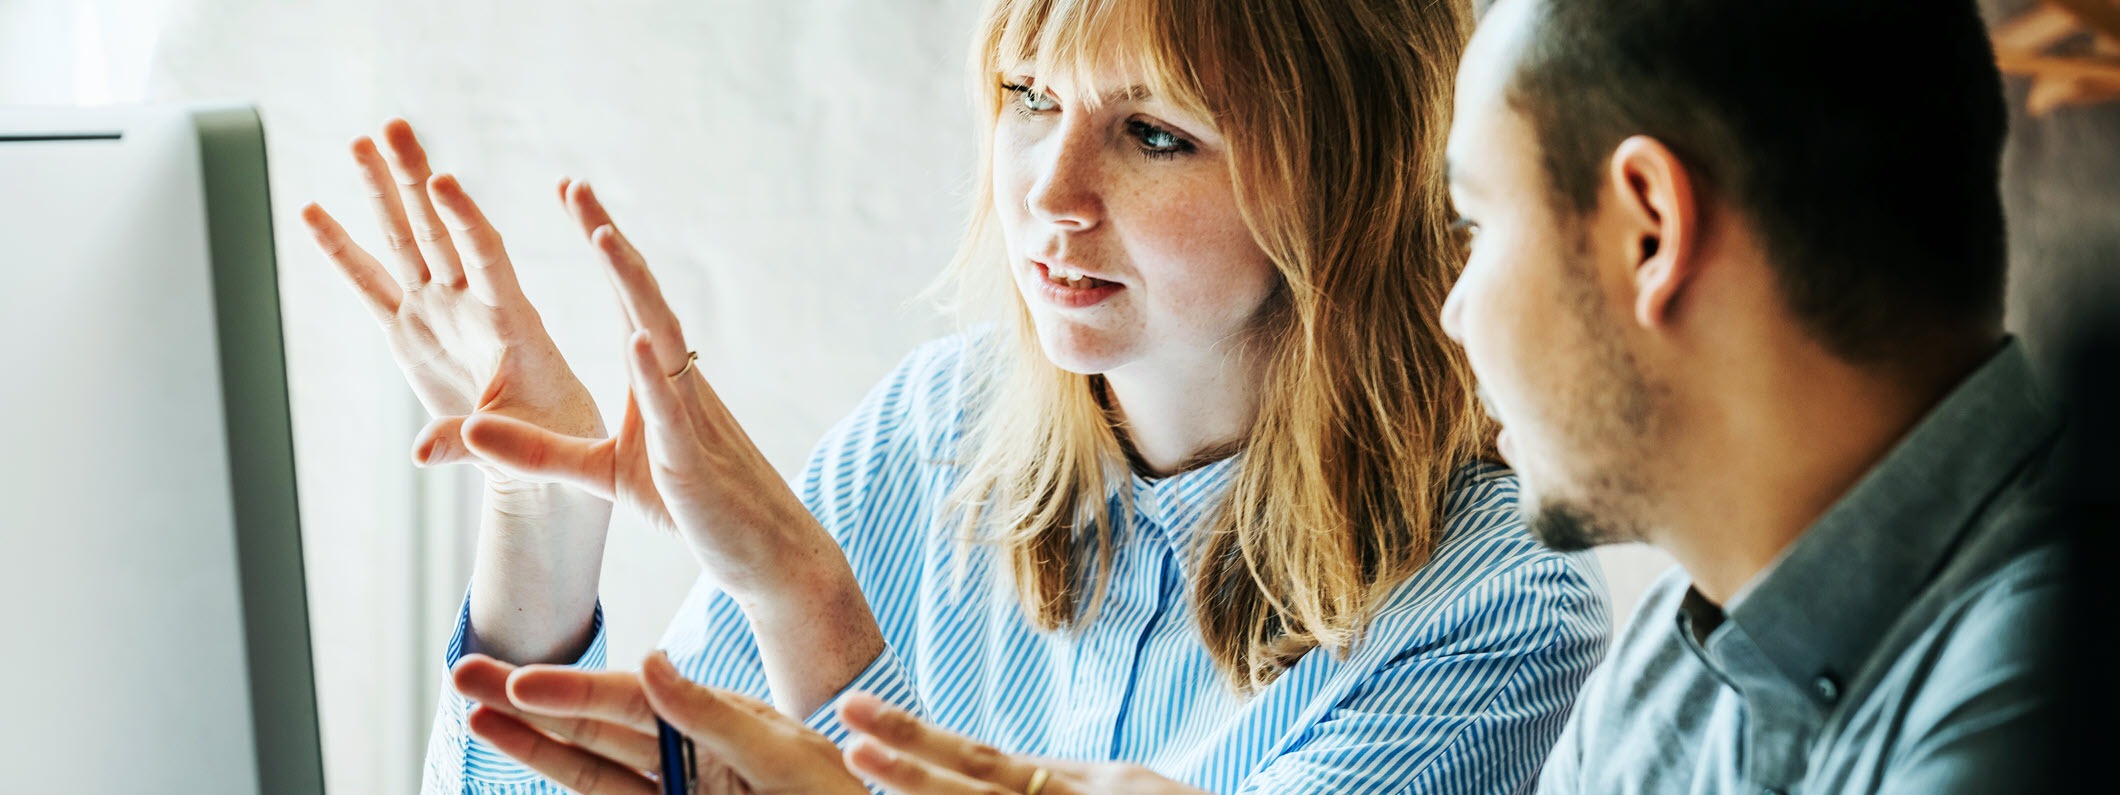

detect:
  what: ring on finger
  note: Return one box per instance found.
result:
[668,350,699,380]
[1024,767,1050,795]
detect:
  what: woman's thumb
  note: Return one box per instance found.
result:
[459,413,617,500]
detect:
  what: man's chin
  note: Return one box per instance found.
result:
[1520,498,1624,552]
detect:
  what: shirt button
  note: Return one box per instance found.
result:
[1813,673,1842,704]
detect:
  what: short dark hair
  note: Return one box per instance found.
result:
[1502,0,2010,364]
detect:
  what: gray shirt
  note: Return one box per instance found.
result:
[1537,339,2067,794]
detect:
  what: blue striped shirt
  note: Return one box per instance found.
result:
[423,332,1611,794]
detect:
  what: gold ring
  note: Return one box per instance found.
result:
[1024,767,1050,795]
[668,350,699,380]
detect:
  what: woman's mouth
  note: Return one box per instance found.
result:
[1032,261,1123,309]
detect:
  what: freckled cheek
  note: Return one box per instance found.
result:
[1131,220,1277,329]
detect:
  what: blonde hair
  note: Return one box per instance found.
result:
[940,0,1490,691]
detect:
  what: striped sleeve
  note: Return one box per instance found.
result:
[1238,551,1609,795]
[421,590,609,794]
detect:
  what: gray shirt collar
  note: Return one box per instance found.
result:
[1682,338,2061,703]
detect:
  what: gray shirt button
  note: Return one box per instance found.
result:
[1814,673,1842,704]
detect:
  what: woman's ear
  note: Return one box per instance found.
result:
[1606,135,1699,331]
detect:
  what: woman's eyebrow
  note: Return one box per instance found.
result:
[1001,70,1153,105]
[1098,85,1154,104]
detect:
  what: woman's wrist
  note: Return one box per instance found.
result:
[729,542,887,716]
[483,478,608,523]
[724,533,863,616]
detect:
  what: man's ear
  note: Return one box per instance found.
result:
[1606,135,1699,330]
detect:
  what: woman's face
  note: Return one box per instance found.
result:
[992,61,1278,376]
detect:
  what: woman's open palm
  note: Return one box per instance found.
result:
[427,180,832,597]
[300,119,604,482]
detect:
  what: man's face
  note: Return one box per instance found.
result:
[1440,0,1665,551]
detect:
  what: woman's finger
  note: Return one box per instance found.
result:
[454,656,660,773]
[507,666,660,736]
[460,413,618,500]
[428,173,530,308]
[505,667,662,770]
[376,118,466,285]
[467,706,659,795]
[624,331,705,484]
[451,654,523,713]
[591,223,691,373]
[299,202,402,320]
[561,180,648,341]
[844,739,1044,795]
[624,333,721,526]
[637,651,808,778]
[411,415,472,467]
[839,693,1041,792]
[561,179,619,240]
[348,135,429,286]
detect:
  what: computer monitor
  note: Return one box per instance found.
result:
[0,103,324,794]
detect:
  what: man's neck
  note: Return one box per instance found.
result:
[1657,336,1996,605]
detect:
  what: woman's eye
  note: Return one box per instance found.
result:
[1003,83,1057,115]
[1127,120,1195,159]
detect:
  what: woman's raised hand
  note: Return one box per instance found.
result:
[300,119,605,477]
[302,119,613,666]
[454,180,885,715]
[453,181,825,590]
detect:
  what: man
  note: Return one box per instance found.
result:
[1443,0,2066,791]
[440,1,2072,792]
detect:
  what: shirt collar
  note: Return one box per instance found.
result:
[1713,338,2060,700]
[1128,454,1242,536]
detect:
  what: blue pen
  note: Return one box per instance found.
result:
[657,716,696,795]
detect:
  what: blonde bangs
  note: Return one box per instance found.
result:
[982,0,1216,123]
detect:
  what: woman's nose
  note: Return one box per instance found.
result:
[1023,122,1101,230]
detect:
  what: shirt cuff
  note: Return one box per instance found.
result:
[801,645,921,747]
[443,588,609,672]
[433,587,609,789]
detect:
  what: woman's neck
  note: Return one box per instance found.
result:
[1101,342,1264,478]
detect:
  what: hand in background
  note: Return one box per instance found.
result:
[453,651,868,795]
[454,650,1209,795]
[838,695,1210,795]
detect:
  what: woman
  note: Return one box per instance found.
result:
[302,0,1607,791]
